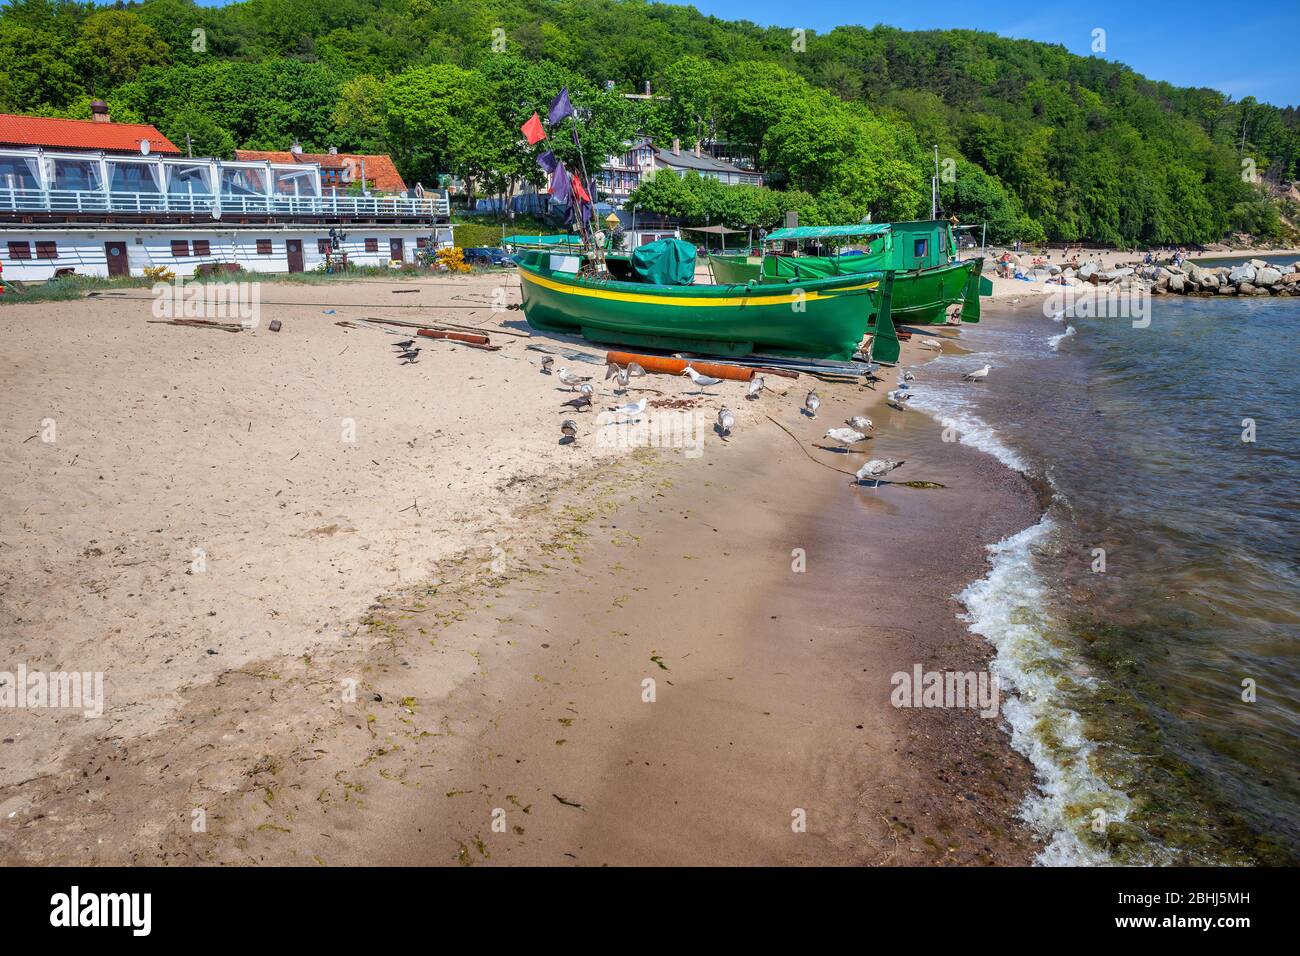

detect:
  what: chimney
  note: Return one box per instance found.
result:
[290,141,302,156]
[693,140,702,158]
[90,100,110,123]
[671,138,680,156]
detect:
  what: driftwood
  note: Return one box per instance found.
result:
[146,318,243,332]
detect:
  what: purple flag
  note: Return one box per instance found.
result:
[548,162,571,203]
[536,150,559,175]
[548,87,574,126]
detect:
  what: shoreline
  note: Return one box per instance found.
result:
[1,304,1045,865]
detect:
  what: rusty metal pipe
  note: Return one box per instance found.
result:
[604,351,753,382]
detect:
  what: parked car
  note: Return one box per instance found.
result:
[463,247,513,267]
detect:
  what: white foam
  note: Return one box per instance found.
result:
[905,371,1032,474]
[959,517,1142,865]
[1048,325,1076,351]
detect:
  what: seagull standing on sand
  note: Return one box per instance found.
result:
[822,427,867,449]
[746,375,766,400]
[578,382,595,399]
[887,388,911,410]
[681,366,723,394]
[558,368,593,390]
[846,415,874,432]
[917,338,941,351]
[900,370,915,383]
[856,458,905,487]
[963,364,992,382]
[804,390,821,418]
[540,356,555,374]
[612,397,648,422]
[716,407,735,439]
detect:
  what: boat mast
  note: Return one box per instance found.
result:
[931,144,939,221]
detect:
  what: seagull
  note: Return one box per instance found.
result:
[558,368,593,390]
[803,390,821,418]
[611,397,648,421]
[626,362,647,378]
[540,356,554,374]
[560,395,592,412]
[917,337,942,351]
[887,388,911,410]
[900,370,915,383]
[846,415,874,432]
[606,363,632,390]
[681,366,723,393]
[963,364,991,382]
[822,427,866,449]
[746,375,766,400]
[856,458,905,487]
[560,419,578,444]
[578,382,594,399]
[716,407,735,439]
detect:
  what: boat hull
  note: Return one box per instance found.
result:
[516,255,890,361]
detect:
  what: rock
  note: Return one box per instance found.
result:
[1078,261,1100,280]
[1281,272,1300,283]
[1199,273,1221,290]
[1155,272,1170,290]
[1217,284,1236,294]
[1102,267,1134,281]
[1255,267,1282,287]
[1248,258,1270,271]
[1229,264,1256,284]
[1168,274,1186,293]
[1237,282,1259,294]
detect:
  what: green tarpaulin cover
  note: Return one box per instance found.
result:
[765,224,891,241]
[764,254,880,279]
[631,238,697,286]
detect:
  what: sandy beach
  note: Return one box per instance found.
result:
[1,275,1040,864]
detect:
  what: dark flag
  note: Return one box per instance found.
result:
[536,150,559,175]
[547,87,574,125]
[548,163,571,203]
[521,112,546,145]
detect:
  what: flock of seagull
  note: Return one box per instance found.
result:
[543,339,993,489]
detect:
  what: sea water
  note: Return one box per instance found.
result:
[907,294,1300,865]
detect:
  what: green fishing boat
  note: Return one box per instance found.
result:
[708,220,984,325]
[515,239,899,362]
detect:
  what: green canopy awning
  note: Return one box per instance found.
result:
[501,234,584,247]
[765,224,891,241]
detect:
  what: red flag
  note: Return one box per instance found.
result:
[521,112,546,145]
[571,173,591,204]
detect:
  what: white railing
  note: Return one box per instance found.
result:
[0,188,449,218]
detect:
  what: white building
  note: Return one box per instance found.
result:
[0,105,452,283]
[596,137,764,207]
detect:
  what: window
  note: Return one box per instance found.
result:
[7,241,31,260]
[193,240,210,256]
[256,239,272,255]
[171,240,191,257]
[416,237,428,249]
[938,230,947,252]
[35,241,58,259]
[365,238,379,253]
[913,238,929,258]
[317,239,330,254]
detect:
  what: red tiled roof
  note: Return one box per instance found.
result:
[0,113,180,155]
[234,150,408,193]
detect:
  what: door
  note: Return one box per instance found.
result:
[286,239,304,273]
[389,238,404,263]
[105,242,128,278]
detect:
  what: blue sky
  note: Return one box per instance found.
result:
[683,2,1298,107]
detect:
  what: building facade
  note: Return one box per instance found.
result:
[0,107,451,283]
[596,137,763,207]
